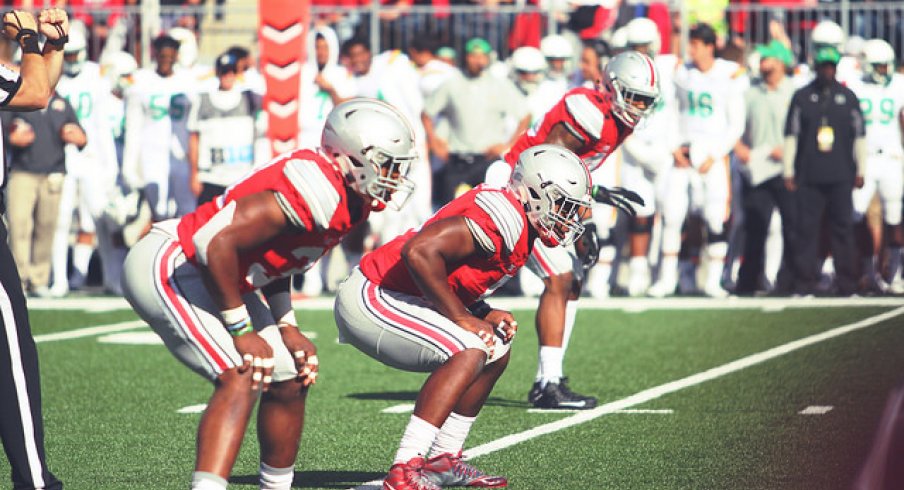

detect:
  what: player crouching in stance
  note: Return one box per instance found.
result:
[121,99,418,490]
[334,144,593,489]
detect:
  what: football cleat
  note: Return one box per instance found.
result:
[423,452,508,488]
[384,457,442,490]
[532,380,597,410]
[527,381,543,404]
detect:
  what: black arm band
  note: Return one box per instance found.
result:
[16,30,40,54]
[45,35,68,48]
[467,300,493,319]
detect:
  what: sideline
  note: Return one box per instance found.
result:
[350,306,904,489]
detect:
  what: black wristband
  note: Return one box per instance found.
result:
[16,29,40,54]
[467,300,493,319]
[45,35,68,48]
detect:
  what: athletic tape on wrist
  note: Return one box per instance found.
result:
[16,29,40,54]
[221,305,249,326]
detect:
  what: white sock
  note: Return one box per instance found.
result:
[538,345,564,387]
[72,243,94,275]
[429,412,476,457]
[393,415,440,464]
[887,247,903,281]
[259,462,294,490]
[191,471,227,490]
[705,242,728,289]
[657,255,679,289]
[561,300,578,351]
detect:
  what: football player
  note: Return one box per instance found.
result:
[487,50,660,409]
[648,23,747,298]
[121,99,418,490]
[51,25,120,295]
[848,39,904,293]
[334,144,593,490]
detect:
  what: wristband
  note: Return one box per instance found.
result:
[221,304,249,326]
[226,318,253,337]
[467,300,493,319]
[45,35,68,48]
[16,29,40,54]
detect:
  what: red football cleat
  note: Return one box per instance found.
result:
[422,452,508,488]
[383,456,442,490]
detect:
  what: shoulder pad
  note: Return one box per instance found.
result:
[282,158,341,230]
[565,92,605,140]
[473,190,524,254]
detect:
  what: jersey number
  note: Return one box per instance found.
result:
[68,91,92,120]
[150,93,187,121]
[686,90,713,117]
[861,98,896,125]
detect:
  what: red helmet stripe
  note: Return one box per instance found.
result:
[645,54,656,87]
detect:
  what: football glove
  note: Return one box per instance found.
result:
[574,222,601,274]
[591,185,644,217]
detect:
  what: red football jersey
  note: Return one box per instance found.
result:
[177,149,369,293]
[359,185,532,306]
[504,87,632,172]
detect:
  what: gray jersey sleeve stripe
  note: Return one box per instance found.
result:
[283,159,340,230]
[475,192,523,253]
[465,217,497,255]
[565,93,605,140]
[274,192,307,229]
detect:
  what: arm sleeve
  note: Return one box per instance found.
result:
[715,80,747,157]
[783,136,797,178]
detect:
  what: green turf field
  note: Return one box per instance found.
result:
[3,299,903,489]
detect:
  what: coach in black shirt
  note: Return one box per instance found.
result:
[783,45,867,296]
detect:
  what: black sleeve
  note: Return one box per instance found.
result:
[848,89,866,138]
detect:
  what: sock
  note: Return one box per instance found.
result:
[429,412,476,457]
[260,462,294,490]
[561,300,578,351]
[393,415,440,464]
[72,243,94,276]
[887,247,903,282]
[538,345,564,387]
[657,255,679,289]
[705,242,728,290]
[191,471,227,490]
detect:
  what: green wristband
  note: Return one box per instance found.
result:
[226,318,253,337]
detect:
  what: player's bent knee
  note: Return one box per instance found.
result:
[264,380,308,402]
[543,273,574,296]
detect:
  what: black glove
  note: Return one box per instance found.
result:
[591,185,645,217]
[574,222,601,273]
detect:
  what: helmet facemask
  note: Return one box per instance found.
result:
[347,145,416,211]
[526,183,591,247]
[606,76,658,129]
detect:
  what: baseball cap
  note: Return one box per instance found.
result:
[755,40,794,67]
[436,46,456,60]
[215,52,238,75]
[465,38,492,55]
[813,45,841,65]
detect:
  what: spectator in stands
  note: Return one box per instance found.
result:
[422,37,530,205]
[408,36,458,98]
[735,40,797,296]
[227,45,266,95]
[187,51,264,205]
[2,94,86,297]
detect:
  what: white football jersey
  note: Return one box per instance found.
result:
[123,68,196,180]
[56,61,118,174]
[674,58,748,161]
[623,53,682,173]
[849,74,904,157]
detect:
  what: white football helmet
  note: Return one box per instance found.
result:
[168,27,198,69]
[540,34,573,60]
[511,46,547,73]
[862,38,895,84]
[101,51,138,94]
[811,20,845,50]
[602,51,661,128]
[610,26,629,53]
[63,28,88,77]
[509,144,592,247]
[321,99,418,211]
[626,17,661,55]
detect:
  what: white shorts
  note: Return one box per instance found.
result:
[853,154,903,225]
[121,226,297,382]
[334,268,510,372]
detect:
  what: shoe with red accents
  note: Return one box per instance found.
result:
[423,452,508,488]
[383,457,442,490]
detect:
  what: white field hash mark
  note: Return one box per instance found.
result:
[799,405,834,415]
[350,306,904,490]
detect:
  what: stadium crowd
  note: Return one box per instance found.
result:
[2,5,902,301]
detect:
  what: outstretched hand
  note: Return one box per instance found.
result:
[591,185,645,217]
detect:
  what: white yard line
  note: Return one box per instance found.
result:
[34,320,146,343]
[350,305,904,490]
[799,405,834,415]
